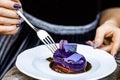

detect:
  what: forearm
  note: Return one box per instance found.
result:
[99,7,120,27]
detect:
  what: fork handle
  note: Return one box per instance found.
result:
[16,10,38,31]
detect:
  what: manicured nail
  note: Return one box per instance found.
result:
[16,24,20,27]
[14,3,21,9]
[19,18,24,24]
[85,41,90,45]
[93,42,98,48]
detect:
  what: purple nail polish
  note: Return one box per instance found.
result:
[93,42,98,48]
[16,24,20,27]
[85,41,90,45]
[14,3,21,9]
[20,18,24,23]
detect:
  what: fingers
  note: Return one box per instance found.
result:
[0,25,19,35]
[0,0,22,35]
[100,44,112,52]
[94,27,106,47]
[2,28,19,35]
[85,40,94,46]
[111,31,120,56]
[85,30,120,56]
[0,0,22,18]
[0,16,20,25]
[0,7,19,18]
[0,0,21,9]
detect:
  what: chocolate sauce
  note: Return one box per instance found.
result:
[46,57,92,74]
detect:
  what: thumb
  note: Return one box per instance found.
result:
[94,28,105,47]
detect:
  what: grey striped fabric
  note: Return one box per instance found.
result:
[24,12,99,34]
[0,29,20,63]
[0,28,21,79]
[0,23,42,79]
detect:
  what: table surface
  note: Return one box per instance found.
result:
[2,52,120,80]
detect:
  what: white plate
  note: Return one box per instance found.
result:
[16,44,117,80]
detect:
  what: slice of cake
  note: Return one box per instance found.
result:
[53,40,87,73]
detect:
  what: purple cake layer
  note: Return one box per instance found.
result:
[53,49,87,72]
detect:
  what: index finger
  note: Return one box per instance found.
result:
[94,27,106,47]
[0,0,21,9]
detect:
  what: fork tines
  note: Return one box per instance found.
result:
[43,36,58,53]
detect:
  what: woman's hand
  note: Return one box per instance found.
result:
[87,21,120,56]
[0,0,22,35]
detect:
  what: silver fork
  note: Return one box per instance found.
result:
[16,10,58,53]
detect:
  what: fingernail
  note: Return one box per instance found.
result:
[14,3,21,9]
[93,42,98,48]
[85,41,90,45]
[19,18,24,24]
[16,24,20,27]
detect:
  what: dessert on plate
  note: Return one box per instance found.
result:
[50,40,87,74]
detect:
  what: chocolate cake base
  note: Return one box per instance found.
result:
[47,57,92,74]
